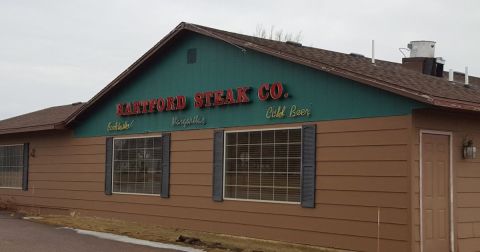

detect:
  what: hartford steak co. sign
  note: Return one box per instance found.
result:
[115,82,288,116]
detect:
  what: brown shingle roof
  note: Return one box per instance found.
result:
[66,22,480,124]
[193,24,480,105]
[0,103,83,135]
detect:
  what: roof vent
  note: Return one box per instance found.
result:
[448,69,454,82]
[465,66,470,87]
[285,41,302,47]
[71,102,83,106]
[350,53,365,58]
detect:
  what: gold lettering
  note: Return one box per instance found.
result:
[289,105,311,118]
[107,120,134,132]
[266,106,286,119]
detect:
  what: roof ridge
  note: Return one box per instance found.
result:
[185,23,417,69]
[187,22,480,83]
[185,23,458,94]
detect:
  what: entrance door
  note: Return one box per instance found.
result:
[422,133,451,252]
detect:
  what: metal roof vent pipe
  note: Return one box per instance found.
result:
[371,40,375,64]
[449,69,454,82]
[465,66,470,87]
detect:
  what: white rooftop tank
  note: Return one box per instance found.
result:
[407,41,436,58]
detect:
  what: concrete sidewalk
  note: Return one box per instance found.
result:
[0,211,182,252]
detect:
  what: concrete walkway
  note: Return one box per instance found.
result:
[0,211,183,252]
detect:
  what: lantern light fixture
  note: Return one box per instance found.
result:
[463,139,477,159]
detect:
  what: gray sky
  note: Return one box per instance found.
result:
[0,0,478,120]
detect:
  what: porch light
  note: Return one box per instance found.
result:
[463,140,477,159]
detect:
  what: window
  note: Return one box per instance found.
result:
[112,136,162,195]
[224,128,302,203]
[0,145,24,188]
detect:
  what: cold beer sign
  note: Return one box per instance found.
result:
[115,82,289,116]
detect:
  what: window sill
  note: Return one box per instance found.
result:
[0,186,22,190]
[223,197,300,205]
[112,192,161,197]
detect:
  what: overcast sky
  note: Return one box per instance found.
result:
[0,0,478,120]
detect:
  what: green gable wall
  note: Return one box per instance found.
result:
[74,32,427,137]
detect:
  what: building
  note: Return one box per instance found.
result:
[1,22,480,252]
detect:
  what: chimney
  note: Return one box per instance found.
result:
[401,41,445,77]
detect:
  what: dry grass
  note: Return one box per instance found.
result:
[29,214,340,252]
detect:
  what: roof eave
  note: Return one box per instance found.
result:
[0,124,57,135]
[430,97,480,112]
[0,118,71,136]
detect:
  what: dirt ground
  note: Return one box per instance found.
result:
[27,213,339,252]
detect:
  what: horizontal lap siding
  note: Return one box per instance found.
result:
[314,116,411,251]
[0,115,412,252]
[413,110,480,252]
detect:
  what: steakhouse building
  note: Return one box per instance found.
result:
[1,23,480,252]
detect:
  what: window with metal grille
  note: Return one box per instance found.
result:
[112,136,162,195]
[0,145,23,188]
[224,128,302,203]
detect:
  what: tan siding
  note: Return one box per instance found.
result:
[30,181,104,191]
[30,163,103,173]
[0,188,407,224]
[0,115,413,252]
[170,162,212,174]
[30,172,104,182]
[458,237,480,252]
[171,139,213,151]
[316,128,409,147]
[316,190,409,208]
[171,151,211,163]
[412,110,480,252]
[318,160,408,177]
[34,145,105,156]
[29,154,105,165]
[317,145,408,161]
[317,176,408,192]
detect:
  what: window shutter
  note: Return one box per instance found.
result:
[105,137,113,195]
[22,143,29,191]
[161,133,171,198]
[212,130,224,202]
[301,124,316,208]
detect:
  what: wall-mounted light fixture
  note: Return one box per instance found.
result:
[30,148,36,158]
[463,139,477,159]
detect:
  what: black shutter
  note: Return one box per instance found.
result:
[212,130,224,202]
[105,137,113,195]
[301,124,316,208]
[161,133,171,198]
[22,143,29,191]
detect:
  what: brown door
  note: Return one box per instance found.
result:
[422,133,450,252]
